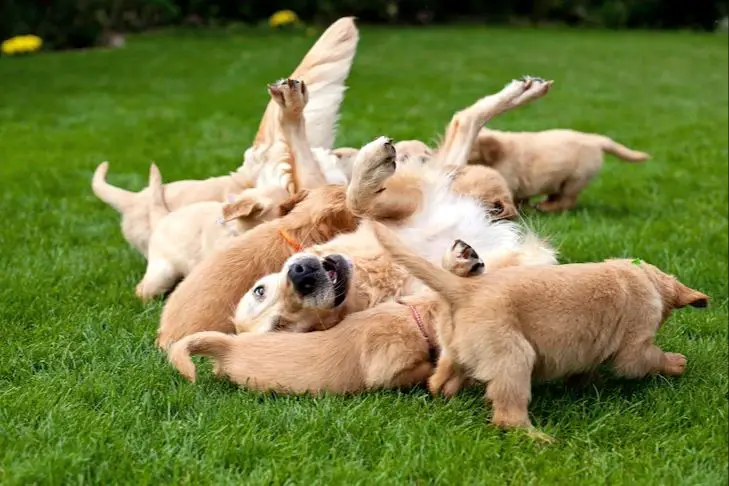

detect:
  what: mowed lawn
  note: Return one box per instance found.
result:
[0,25,727,484]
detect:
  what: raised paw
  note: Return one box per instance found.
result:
[662,352,687,376]
[442,239,484,277]
[498,76,553,109]
[350,136,397,191]
[267,78,308,118]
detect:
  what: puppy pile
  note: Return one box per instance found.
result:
[92,18,708,442]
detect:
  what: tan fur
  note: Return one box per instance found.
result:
[233,79,555,334]
[372,221,708,440]
[160,76,554,346]
[168,241,485,391]
[468,128,650,211]
[136,165,290,301]
[92,18,359,256]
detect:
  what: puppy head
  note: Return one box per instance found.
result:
[451,165,518,220]
[394,140,433,166]
[221,186,291,232]
[233,252,353,333]
[442,239,485,277]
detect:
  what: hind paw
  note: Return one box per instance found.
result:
[268,78,308,118]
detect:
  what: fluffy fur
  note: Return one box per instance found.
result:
[233,78,557,335]
[168,239,486,391]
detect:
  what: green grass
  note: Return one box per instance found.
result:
[1,26,727,484]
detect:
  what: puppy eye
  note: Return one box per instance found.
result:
[253,285,266,299]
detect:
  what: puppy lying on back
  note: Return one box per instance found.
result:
[373,222,708,440]
[168,239,486,392]
[135,164,290,301]
[468,128,650,212]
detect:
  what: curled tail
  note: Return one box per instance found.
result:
[91,162,136,213]
[147,163,169,229]
[167,331,234,382]
[594,135,650,162]
[370,221,465,306]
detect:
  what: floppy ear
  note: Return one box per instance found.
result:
[278,189,310,216]
[221,198,264,222]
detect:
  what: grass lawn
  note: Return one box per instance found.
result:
[0,25,727,484]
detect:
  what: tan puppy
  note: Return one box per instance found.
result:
[91,17,359,256]
[167,239,486,391]
[468,128,650,212]
[372,221,708,440]
[158,75,554,348]
[135,165,290,301]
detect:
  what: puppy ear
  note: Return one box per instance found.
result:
[221,198,264,222]
[279,189,309,216]
[478,135,503,165]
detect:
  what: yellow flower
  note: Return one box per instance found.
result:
[1,35,43,55]
[269,10,299,28]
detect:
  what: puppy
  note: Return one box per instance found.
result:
[468,128,650,211]
[167,240,486,392]
[92,17,359,256]
[135,164,290,301]
[372,221,708,440]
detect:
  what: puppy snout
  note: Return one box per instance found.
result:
[287,257,322,296]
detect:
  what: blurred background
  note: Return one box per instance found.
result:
[2,0,728,52]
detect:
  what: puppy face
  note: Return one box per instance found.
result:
[234,253,353,333]
[451,165,518,220]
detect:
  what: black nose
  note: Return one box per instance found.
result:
[287,257,321,296]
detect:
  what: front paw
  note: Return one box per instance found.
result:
[267,78,308,117]
[351,136,397,189]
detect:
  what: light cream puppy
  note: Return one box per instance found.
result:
[91,17,359,257]
[135,165,290,301]
[232,77,557,335]
[372,221,708,441]
[468,128,650,211]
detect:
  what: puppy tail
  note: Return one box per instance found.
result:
[482,232,558,272]
[167,331,233,383]
[91,162,136,213]
[252,17,359,150]
[370,221,466,306]
[596,136,650,162]
[147,163,170,229]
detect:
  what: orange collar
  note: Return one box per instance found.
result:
[279,228,302,252]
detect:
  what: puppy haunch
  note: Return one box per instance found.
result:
[371,221,708,440]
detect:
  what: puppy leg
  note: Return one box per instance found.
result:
[268,79,327,190]
[135,258,180,301]
[347,136,421,220]
[535,176,589,213]
[613,342,687,379]
[387,362,434,389]
[428,352,461,396]
[439,77,552,168]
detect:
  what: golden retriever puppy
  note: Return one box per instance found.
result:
[232,77,556,334]
[372,221,709,440]
[135,164,290,301]
[468,128,650,212]
[158,75,554,347]
[91,17,359,256]
[168,239,486,391]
